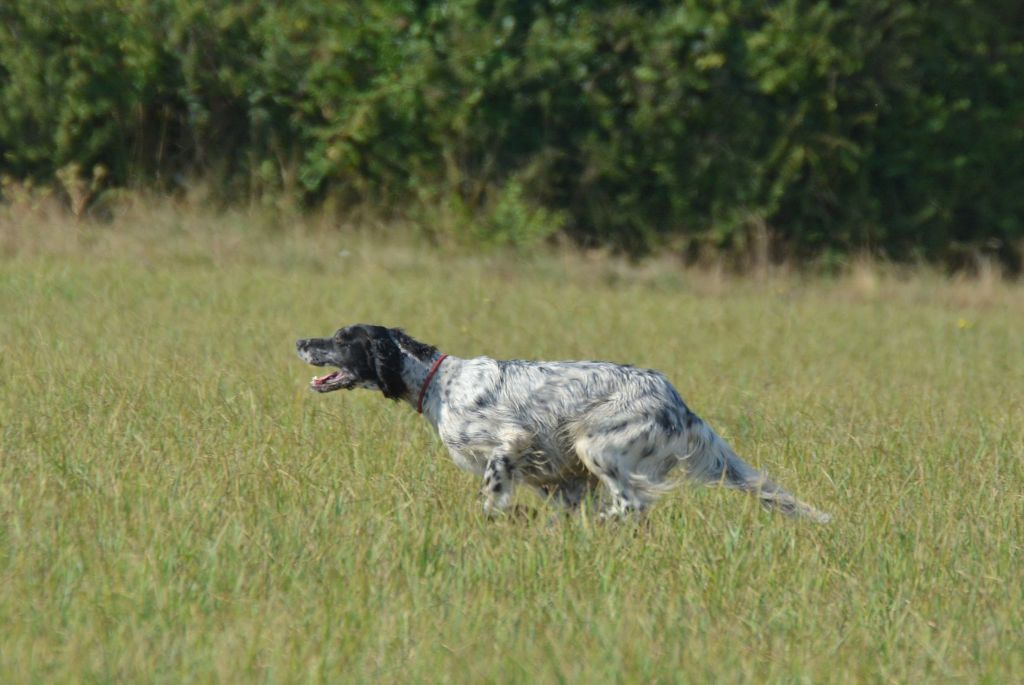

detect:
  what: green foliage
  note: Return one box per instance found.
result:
[1,1,1022,265]
[422,178,567,248]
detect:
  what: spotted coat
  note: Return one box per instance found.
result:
[297,324,831,522]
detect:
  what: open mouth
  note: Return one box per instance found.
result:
[309,369,356,393]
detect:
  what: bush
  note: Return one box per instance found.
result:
[1,0,1021,268]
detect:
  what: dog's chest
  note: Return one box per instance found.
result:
[445,445,489,475]
[435,415,497,475]
[429,357,593,478]
[435,408,576,481]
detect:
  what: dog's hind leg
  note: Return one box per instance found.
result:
[574,442,666,519]
[599,480,651,518]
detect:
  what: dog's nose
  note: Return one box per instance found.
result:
[296,339,309,351]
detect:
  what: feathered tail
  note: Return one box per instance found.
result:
[679,419,832,523]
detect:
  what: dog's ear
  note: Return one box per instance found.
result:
[369,332,406,401]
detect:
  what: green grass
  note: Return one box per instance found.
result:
[1,211,1022,683]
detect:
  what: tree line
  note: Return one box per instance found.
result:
[1,1,1022,269]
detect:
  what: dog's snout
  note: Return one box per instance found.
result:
[296,338,316,361]
[296,337,330,366]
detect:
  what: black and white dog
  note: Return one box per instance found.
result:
[297,324,831,522]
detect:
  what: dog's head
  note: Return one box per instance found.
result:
[296,324,407,400]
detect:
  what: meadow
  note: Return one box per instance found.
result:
[1,205,1021,683]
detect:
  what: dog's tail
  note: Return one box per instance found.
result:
[677,418,832,523]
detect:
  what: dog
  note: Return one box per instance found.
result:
[296,324,831,522]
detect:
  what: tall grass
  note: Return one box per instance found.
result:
[1,206,1021,683]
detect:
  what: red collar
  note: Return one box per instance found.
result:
[417,354,449,414]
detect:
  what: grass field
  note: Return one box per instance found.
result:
[1,208,1022,683]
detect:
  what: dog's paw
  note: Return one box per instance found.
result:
[510,504,539,521]
[481,503,538,522]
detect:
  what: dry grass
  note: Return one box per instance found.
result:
[1,202,1022,683]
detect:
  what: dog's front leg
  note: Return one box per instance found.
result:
[481,451,514,515]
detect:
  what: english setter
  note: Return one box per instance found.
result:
[296,324,831,522]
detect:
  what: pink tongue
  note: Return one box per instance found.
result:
[314,371,339,385]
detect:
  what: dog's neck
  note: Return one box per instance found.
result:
[394,342,451,419]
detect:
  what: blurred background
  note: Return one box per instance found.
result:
[1,0,1022,271]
